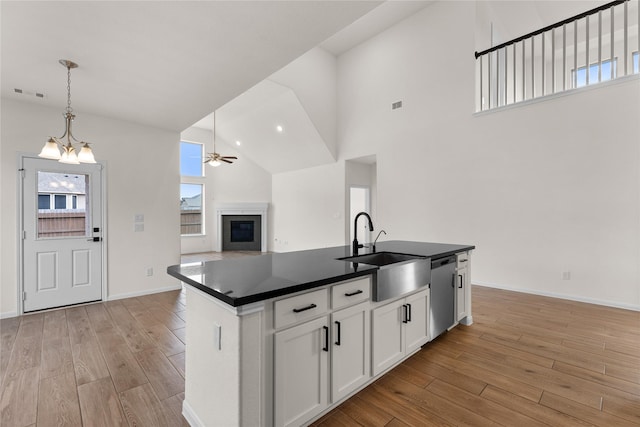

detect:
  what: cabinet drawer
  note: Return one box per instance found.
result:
[274,289,328,330]
[456,252,469,268]
[332,277,370,310]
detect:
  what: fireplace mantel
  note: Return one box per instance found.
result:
[214,202,268,252]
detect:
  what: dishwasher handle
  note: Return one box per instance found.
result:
[431,256,456,269]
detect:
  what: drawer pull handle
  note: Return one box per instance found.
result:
[344,289,363,297]
[293,303,317,313]
[407,303,412,322]
[458,275,463,288]
[335,321,341,346]
[459,259,468,263]
[402,304,409,324]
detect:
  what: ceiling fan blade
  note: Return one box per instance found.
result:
[221,158,233,164]
[221,156,238,160]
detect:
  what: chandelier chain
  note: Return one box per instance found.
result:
[66,65,73,114]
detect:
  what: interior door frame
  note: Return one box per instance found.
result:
[16,153,109,316]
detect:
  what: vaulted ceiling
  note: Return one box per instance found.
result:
[1,1,383,132]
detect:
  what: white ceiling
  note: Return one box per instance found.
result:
[1,0,383,132]
[216,80,335,174]
[320,0,434,55]
[186,1,436,174]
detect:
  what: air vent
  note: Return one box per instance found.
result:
[392,101,403,110]
[13,88,46,99]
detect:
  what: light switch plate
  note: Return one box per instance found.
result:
[134,214,144,223]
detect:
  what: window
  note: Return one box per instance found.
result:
[72,195,77,210]
[54,194,67,209]
[180,140,205,236]
[38,194,50,210]
[180,141,204,177]
[634,52,639,74]
[180,183,203,235]
[573,59,617,88]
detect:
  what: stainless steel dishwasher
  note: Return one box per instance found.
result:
[430,255,456,339]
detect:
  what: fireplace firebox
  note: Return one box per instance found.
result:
[222,215,261,251]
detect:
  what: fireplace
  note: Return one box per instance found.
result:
[214,202,268,252]
[222,215,261,251]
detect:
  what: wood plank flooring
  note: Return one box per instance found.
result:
[2,269,639,426]
[312,286,640,427]
[0,290,189,427]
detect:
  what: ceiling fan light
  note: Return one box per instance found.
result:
[59,146,80,165]
[78,143,96,163]
[208,158,221,167]
[39,138,62,160]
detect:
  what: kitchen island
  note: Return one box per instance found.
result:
[168,240,474,427]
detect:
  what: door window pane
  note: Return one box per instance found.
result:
[38,194,50,210]
[38,172,88,238]
[54,194,67,209]
[180,183,203,235]
[180,142,204,177]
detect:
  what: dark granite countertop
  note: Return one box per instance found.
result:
[167,240,475,307]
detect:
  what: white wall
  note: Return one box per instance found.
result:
[179,126,272,255]
[1,98,182,317]
[335,1,639,309]
[271,162,345,252]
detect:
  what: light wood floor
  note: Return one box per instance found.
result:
[312,287,640,427]
[2,277,639,426]
[0,289,189,427]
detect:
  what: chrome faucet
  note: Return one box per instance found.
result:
[352,212,374,255]
[373,229,387,252]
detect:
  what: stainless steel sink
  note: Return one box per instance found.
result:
[338,251,423,266]
[338,252,431,301]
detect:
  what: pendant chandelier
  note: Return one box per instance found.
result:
[38,59,96,164]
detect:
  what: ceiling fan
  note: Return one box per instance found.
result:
[204,111,237,167]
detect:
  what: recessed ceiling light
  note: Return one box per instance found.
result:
[235,140,241,146]
[276,125,284,133]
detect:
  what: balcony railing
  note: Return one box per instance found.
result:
[475,0,639,112]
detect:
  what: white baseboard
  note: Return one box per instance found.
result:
[107,283,183,301]
[1,311,18,319]
[182,399,204,427]
[473,281,640,312]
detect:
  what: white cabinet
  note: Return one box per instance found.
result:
[372,288,429,376]
[456,252,469,322]
[274,316,329,427]
[273,278,371,427]
[404,289,430,353]
[331,301,370,402]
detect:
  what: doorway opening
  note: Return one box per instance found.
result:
[349,186,371,245]
[346,156,377,247]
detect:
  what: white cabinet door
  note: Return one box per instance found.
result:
[456,267,468,321]
[405,289,429,353]
[331,301,370,402]
[372,299,405,376]
[274,316,329,427]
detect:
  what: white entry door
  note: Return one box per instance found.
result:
[21,157,103,312]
